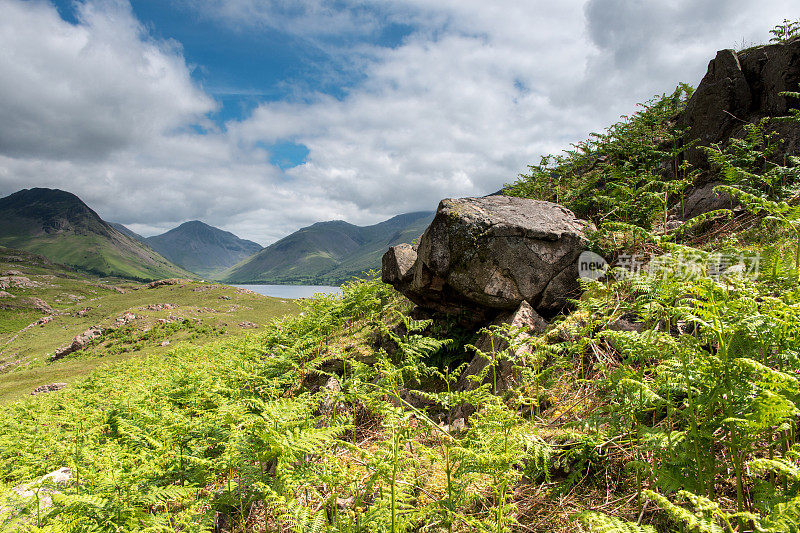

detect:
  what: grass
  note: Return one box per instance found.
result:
[0,247,298,404]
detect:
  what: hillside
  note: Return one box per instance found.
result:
[145,220,262,279]
[0,245,297,403]
[5,29,800,533]
[0,188,193,280]
[222,211,433,284]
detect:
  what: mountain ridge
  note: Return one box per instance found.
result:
[222,210,434,285]
[0,188,193,281]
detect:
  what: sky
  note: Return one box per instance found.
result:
[0,0,796,245]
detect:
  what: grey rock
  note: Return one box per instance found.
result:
[450,417,467,433]
[30,383,67,395]
[8,467,74,517]
[456,300,548,396]
[382,196,592,316]
[381,243,417,287]
[669,181,736,220]
[319,376,345,417]
[679,39,800,169]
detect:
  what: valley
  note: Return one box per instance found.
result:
[0,247,296,403]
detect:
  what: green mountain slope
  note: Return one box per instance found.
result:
[222,211,434,284]
[145,220,263,279]
[0,188,193,280]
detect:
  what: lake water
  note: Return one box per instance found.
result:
[233,284,342,299]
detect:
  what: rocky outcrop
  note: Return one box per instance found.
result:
[31,382,67,395]
[142,303,178,311]
[679,38,800,169]
[383,196,592,318]
[21,297,54,314]
[0,275,38,289]
[146,278,189,289]
[51,326,103,360]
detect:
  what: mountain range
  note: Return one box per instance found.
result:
[0,187,431,283]
[221,211,433,285]
[0,188,192,280]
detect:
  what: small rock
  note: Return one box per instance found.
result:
[31,383,67,395]
[142,303,178,311]
[219,295,232,300]
[0,291,15,298]
[457,301,548,392]
[235,287,258,295]
[35,316,55,327]
[238,321,258,329]
[669,182,736,221]
[114,312,138,327]
[161,340,170,347]
[604,317,642,333]
[319,376,345,417]
[450,417,467,433]
[2,270,23,276]
[146,278,187,289]
[10,467,74,514]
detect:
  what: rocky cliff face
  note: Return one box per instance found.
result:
[679,37,800,168]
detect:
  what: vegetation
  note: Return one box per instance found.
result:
[5,24,800,533]
[0,247,297,403]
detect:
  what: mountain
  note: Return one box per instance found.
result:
[222,211,434,285]
[109,222,146,243]
[0,188,193,280]
[145,220,262,279]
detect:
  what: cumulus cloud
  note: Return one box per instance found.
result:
[0,0,214,160]
[0,0,797,244]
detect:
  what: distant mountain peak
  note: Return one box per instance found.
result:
[0,188,192,280]
[146,221,262,278]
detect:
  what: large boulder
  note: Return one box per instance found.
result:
[382,196,592,317]
[679,38,800,169]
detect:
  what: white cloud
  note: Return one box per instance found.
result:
[0,0,797,244]
[0,0,214,160]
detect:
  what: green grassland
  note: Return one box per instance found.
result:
[0,247,297,403]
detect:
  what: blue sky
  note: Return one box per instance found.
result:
[0,0,795,243]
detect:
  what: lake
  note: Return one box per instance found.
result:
[232,284,342,299]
